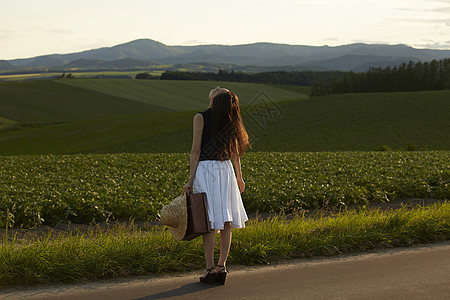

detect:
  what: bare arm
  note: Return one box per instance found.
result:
[232,154,245,193]
[182,113,203,195]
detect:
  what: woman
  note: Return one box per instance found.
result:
[182,86,250,285]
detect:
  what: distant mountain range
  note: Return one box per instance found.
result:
[2,39,450,73]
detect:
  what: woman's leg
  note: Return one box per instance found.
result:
[203,231,215,269]
[217,222,232,268]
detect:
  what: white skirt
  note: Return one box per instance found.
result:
[193,160,248,230]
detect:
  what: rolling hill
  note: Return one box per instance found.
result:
[0,79,448,155]
[0,79,307,155]
[251,90,450,152]
[58,79,307,111]
[0,80,165,123]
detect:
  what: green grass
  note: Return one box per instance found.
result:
[0,111,194,155]
[0,116,16,130]
[250,90,450,151]
[0,78,449,288]
[1,152,448,229]
[1,81,449,155]
[66,70,163,78]
[0,80,165,124]
[59,79,307,111]
[0,73,64,81]
[1,202,449,287]
[0,80,309,155]
[267,84,312,95]
[0,71,167,81]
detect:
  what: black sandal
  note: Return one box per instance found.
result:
[215,265,228,285]
[199,266,216,284]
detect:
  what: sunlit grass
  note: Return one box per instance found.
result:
[1,202,449,288]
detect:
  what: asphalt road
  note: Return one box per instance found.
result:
[2,242,450,300]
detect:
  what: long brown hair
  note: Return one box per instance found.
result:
[211,91,250,159]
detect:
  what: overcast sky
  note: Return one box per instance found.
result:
[1,0,450,60]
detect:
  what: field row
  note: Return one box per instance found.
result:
[0,151,448,228]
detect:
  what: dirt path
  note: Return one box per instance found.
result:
[2,241,449,300]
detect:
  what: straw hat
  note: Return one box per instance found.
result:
[160,194,188,241]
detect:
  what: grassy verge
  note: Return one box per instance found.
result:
[1,202,449,288]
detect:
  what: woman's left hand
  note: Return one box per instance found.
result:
[237,178,245,194]
[182,183,193,195]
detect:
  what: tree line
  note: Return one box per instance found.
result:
[310,58,450,96]
[150,70,345,86]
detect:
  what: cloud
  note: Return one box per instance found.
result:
[390,17,450,25]
[43,28,74,35]
[396,1,450,16]
[391,0,450,26]
[180,39,208,45]
[0,29,14,39]
[428,7,450,13]
[429,0,450,4]
[0,27,74,39]
[351,39,397,45]
[413,40,450,49]
[396,8,419,12]
[324,37,340,42]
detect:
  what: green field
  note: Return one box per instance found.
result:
[58,79,307,111]
[0,79,449,226]
[0,116,16,130]
[0,78,449,287]
[253,90,450,151]
[0,79,307,155]
[1,151,448,228]
[0,80,165,123]
[0,70,165,81]
[0,79,449,155]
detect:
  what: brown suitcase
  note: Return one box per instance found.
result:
[183,192,211,240]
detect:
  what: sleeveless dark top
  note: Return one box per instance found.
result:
[199,108,229,161]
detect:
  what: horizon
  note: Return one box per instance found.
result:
[2,0,450,60]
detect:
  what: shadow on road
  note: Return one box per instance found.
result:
[134,282,219,299]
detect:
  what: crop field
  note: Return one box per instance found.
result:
[1,151,448,229]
